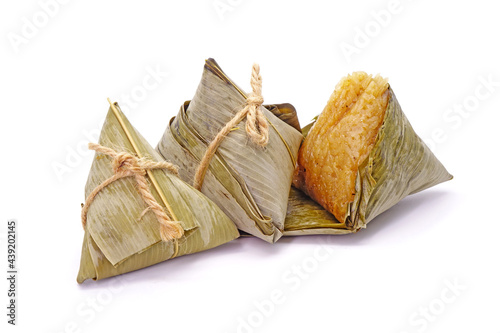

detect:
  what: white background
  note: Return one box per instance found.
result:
[1,0,499,332]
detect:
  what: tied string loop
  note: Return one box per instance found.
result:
[193,63,269,190]
[81,143,184,242]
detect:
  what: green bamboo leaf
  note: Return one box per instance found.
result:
[77,102,239,283]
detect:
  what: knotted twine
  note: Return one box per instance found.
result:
[193,63,269,190]
[81,143,184,242]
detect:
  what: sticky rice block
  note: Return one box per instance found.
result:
[293,72,389,222]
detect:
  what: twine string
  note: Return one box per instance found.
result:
[81,143,184,242]
[193,63,269,190]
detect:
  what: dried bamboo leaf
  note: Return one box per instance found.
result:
[284,187,351,235]
[264,103,302,132]
[346,87,452,229]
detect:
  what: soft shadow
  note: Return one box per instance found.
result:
[78,190,455,288]
[77,239,249,288]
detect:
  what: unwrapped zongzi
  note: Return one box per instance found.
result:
[287,72,453,235]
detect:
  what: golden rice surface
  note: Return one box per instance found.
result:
[293,72,389,222]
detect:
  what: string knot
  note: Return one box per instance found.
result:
[246,95,264,106]
[112,152,144,175]
[244,64,268,147]
[82,143,183,242]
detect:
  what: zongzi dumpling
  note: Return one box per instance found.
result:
[290,72,452,233]
[157,59,303,243]
[77,100,239,283]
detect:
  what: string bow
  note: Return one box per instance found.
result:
[81,143,184,242]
